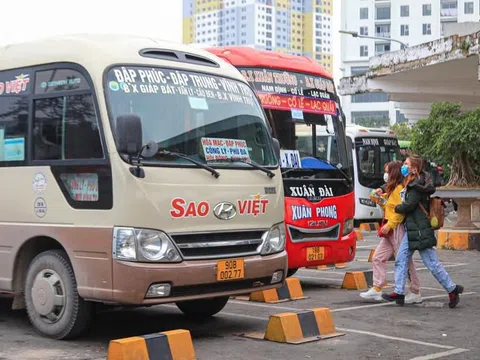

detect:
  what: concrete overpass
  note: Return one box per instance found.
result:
[338,30,480,123]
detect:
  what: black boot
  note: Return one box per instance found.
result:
[382,292,405,306]
[448,285,464,308]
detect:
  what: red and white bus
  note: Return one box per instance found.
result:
[207,47,356,276]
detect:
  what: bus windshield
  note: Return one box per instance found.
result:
[355,137,402,188]
[237,67,349,175]
[105,66,277,168]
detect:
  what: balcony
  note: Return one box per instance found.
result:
[375,31,391,38]
[440,8,458,17]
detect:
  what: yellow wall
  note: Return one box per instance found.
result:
[290,11,303,52]
[302,13,313,54]
[195,0,221,13]
[183,18,193,44]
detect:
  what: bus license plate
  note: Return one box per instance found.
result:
[306,247,325,261]
[216,259,244,281]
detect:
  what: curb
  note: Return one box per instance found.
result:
[437,229,480,250]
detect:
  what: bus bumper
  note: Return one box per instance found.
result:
[109,250,288,305]
[286,231,356,269]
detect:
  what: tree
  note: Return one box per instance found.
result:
[391,123,412,141]
[411,102,480,187]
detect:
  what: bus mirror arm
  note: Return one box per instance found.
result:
[272,138,281,161]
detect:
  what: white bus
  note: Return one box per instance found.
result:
[316,125,402,225]
[0,34,287,339]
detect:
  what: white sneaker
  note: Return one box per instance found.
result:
[360,287,383,301]
[405,292,423,304]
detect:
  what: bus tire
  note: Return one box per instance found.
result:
[176,296,229,319]
[24,250,93,340]
[287,268,299,277]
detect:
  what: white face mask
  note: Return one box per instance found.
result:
[383,173,389,183]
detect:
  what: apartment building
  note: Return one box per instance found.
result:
[183,0,335,75]
[340,0,480,125]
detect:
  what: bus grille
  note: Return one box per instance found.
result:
[170,230,267,260]
[287,223,340,243]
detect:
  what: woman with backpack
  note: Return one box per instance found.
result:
[382,155,464,308]
[360,160,421,303]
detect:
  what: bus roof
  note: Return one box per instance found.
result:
[206,46,332,79]
[345,124,397,139]
[0,34,246,82]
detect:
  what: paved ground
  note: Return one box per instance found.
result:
[1,230,479,360]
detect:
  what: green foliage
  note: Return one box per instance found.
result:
[411,102,480,186]
[391,123,412,141]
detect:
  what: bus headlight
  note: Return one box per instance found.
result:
[342,218,354,236]
[113,227,182,262]
[260,222,286,255]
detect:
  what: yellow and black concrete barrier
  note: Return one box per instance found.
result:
[240,308,344,344]
[107,329,196,360]
[241,277,307,303]
[341,270,373,290]
[355,229,364,241]
[307,263,347,270]
[359,222,380,232]
[437,229,480,250]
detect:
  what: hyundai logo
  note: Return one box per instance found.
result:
[213,202,237,220]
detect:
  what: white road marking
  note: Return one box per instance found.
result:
[330,292,476,312]
[408,348,470,360]
[219,311,466,351]
[229,292,476,313]
[229,300,304,312]
[335,327,456,350]
[386,263,469,274]
[295,275,343,282]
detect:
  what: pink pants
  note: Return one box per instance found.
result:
[372,225,420,293]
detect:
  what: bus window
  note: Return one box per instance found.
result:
[33,94,103,160]
[0,97,28,163]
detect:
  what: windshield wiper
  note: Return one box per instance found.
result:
[227,159,275,178]
[282,158,351,184]
[158,150,220,178]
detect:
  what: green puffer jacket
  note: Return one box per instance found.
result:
[394,172,436,251]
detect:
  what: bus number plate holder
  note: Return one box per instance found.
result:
[306,247,325,261]
[216,259,244,281]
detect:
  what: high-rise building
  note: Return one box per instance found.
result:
[340,0,480,126]
[183,0,335,74]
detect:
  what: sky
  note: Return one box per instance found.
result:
[0,0,183,45]
[1,0,342,80]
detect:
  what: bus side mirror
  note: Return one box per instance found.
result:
[116,114,143,156]
[272,138,281,161]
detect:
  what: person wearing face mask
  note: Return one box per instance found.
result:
[382,156,464,308]
[360,161,421,302]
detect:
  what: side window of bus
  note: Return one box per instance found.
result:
[346,137,354,166]
[0,97,28,164]
[33,94,103,160]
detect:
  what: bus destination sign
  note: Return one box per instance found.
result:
[238,67,338,116]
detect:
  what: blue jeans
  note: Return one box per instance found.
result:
[394,231,456,294]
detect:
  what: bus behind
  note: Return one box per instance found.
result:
[207,47,356,276]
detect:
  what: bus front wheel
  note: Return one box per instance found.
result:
[176,296,229,319]
[24,250,93,339]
